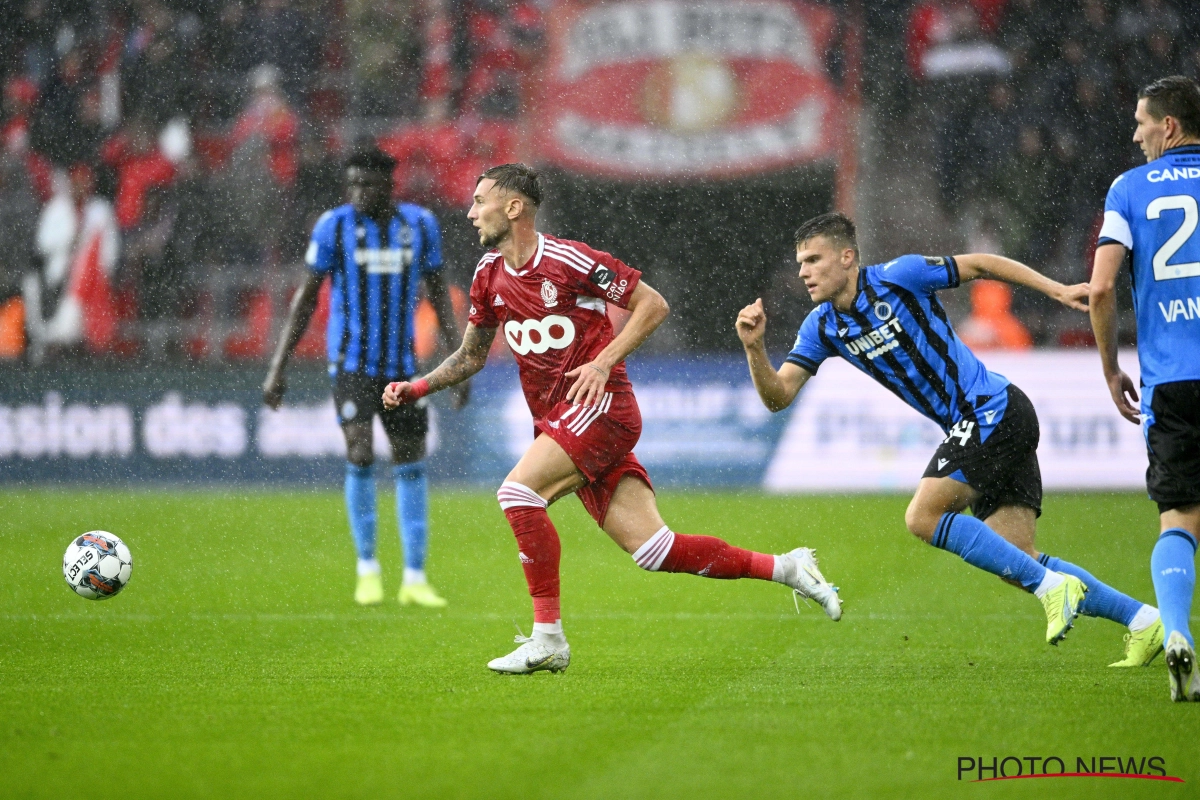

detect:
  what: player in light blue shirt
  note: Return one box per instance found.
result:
[1090,75,1200,701]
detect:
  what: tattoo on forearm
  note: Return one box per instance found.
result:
[424,325,495,391]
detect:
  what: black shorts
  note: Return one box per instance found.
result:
[332,370,428,440]
[1144,380,1200,514]
[922,384,1042,521]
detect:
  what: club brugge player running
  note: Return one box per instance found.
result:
[384,164,841,674]
[737,213,1161,661]
[264,146,467,608]
[1090,76,1200,701]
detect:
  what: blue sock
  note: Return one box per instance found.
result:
[1151,529,1197,647]
[345,463,377,561]
[394,461,429,572]
[931,512,1046,591]
[1038,554,1143,626]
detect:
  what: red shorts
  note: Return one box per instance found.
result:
[534,391,653,525]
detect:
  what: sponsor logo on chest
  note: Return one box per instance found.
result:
[504,315,577,355]
[843,317,905,360]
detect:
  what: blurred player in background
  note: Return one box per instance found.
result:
[385,163,841,675]
[1090,75,1200,701]
[264,146,467,608]
[738,213,1161,662]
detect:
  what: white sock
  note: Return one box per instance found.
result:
[403,567,427,586]
[770,555,785,583]
[1128,604,1160,632]
[1033,570,1064,599]
[357,558,381,576]
[532,620,566,646]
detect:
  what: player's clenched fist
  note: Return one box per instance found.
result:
[736,298,767,347]
[382,378,430,409]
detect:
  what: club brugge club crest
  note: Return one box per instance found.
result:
[531,0,841,178]
[541,279,559,308]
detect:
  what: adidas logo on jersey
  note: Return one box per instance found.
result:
[493,295,505,306]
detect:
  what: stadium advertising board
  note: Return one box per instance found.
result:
[765,351,1149,492]
[530,0,840,178]
[0,358,786,487]
[0,352,1148,490]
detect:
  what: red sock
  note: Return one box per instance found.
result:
[500,496,561,623]
[647,529,774,580]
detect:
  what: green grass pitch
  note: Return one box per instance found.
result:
[1,489,1197,799]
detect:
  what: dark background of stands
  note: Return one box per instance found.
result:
[1,0,1198,367]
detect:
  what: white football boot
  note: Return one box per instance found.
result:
[780,548,842,621]
[487,634,571,675]
[1165,631,1200,702]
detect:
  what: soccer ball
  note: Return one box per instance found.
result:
[63,531,133,600]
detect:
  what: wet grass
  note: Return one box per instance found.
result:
[0,489,1194,799]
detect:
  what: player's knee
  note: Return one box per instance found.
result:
[904,503,937,542]
[346,444,373,468]
[345,434,372,465]
[496,482,548,513]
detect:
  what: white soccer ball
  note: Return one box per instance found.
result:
[63,531,133,600]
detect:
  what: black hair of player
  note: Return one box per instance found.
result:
[1139,76,1200,139]
[794,212,858,256]
[344,146,398,176]
[478,163,542,207]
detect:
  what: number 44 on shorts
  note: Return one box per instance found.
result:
[943,420,975,447]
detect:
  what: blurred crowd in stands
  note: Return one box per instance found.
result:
[0,0,1197,362]
[0,0,536,361]
[899,0,1200,346]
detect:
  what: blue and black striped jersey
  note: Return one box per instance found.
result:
[787,254,1012,433]
[306,202,443,379]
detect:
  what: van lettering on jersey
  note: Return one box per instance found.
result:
[1158,296,1200,323]
[1146,167,1200,183]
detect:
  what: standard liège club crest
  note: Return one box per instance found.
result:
[541,279,558,308]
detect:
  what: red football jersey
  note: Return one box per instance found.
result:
[468,233,642,420]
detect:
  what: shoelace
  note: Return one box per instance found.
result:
[512,621,532,645]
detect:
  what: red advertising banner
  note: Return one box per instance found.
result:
[530,0,842,179]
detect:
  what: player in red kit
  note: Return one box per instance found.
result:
[384,164,841,674]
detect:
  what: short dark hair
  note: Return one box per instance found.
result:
[1139,76,1200,139]
[344,145,397,175]
[794,212,858,255]
[478,162,542,207]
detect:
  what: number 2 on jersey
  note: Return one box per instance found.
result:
[1147,194,1200,281]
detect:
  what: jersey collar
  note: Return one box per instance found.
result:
[503,233,546,277]
[1163,144,1200,156]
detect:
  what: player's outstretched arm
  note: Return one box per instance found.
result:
[736,298,810,412]
[423,271,470,409]
[955,253,1089,311]
[263,272,325,409]
[383,322,496,409]
[1089,243,1139,424]
[565,281,670,407]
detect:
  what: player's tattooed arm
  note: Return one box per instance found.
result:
[423,271,471,409]
[955,253,1090,311]
[383,323,496,409]
[737,298,810,412]
[566,280,669,406]
[263,272,325,409]
[1089,243,1140,424]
